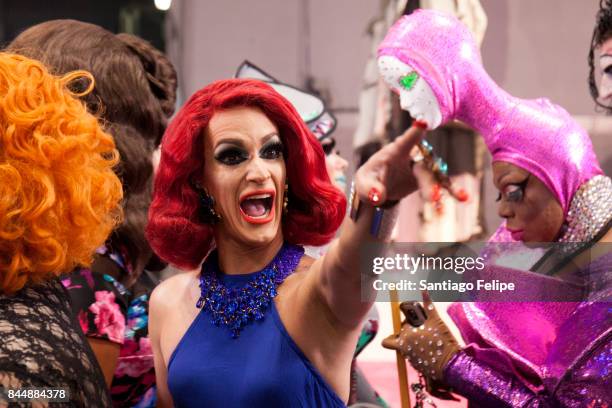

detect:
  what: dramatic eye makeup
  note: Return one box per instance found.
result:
[214,143,249,166]
[320,137,336,156]
[213,134,283,165]
[496,176,530,203]
[259,135,284,160]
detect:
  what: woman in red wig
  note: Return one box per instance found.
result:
[146,78,424,407]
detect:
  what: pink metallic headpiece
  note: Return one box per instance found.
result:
[378,10,603,215]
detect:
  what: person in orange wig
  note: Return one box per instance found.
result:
[0,52,122,406]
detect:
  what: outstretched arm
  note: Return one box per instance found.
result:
[315,123,425,329]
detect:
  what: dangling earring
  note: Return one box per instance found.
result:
[283,183,289,215]
[196,187,222,224]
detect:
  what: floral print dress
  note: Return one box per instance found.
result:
[61,245,157,408]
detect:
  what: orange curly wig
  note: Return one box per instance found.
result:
[0,53,123,294]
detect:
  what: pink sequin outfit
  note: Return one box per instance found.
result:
[379,10,611,407]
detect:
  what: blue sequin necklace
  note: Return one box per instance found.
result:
[196,243,304,338]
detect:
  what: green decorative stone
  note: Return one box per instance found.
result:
[435,157,448,175]
[399,71,419,90]
[420,140,433,153]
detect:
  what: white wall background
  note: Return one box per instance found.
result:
[481,0,599,115]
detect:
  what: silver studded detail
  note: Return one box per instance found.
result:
[559,176,612,250]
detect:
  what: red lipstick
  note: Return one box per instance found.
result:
[238,189,276,225]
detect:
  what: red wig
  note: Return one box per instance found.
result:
[146,79,346,269]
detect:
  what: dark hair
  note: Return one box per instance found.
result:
[589,0,612,113]
[7,19,177,283]
[146,79,346,270]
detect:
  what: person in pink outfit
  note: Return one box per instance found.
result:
[378,9,611,407]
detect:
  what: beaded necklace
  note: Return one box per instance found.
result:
[196,243,304,338]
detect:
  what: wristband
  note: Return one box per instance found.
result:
[349,182,400,239]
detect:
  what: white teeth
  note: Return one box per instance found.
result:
[245,193,271,200]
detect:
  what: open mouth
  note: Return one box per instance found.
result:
[239,190,275,224]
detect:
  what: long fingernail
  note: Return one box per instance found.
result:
[413,120,428,130]
[368,188,381,204]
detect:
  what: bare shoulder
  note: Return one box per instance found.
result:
[151,269,202,365]
[150,270,200,315]
[296,254,316,273]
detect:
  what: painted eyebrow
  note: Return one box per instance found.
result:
[214,132,280,149]
[498,173,528,189]
[214,138,245,150]
[494,170,511,188]
[496,169,523,188]
[260,133,281,144]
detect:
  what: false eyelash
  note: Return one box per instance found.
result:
[500,177,529,202]
[215,147,248,165]
[260,141,284,159]
[495,176,529,202]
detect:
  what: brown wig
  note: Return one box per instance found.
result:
[7,20,177,284]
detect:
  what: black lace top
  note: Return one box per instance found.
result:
[0,279,111,407]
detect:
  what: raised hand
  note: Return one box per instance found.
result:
[353,122,427,206]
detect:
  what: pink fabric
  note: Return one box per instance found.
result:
[115,337,154,378]
[88,290,126,344]
[448,301,576,387]
[378,10,603,216]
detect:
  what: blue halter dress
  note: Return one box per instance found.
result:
[167,269,347,407]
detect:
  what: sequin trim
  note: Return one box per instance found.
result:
[559,175,612,252]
